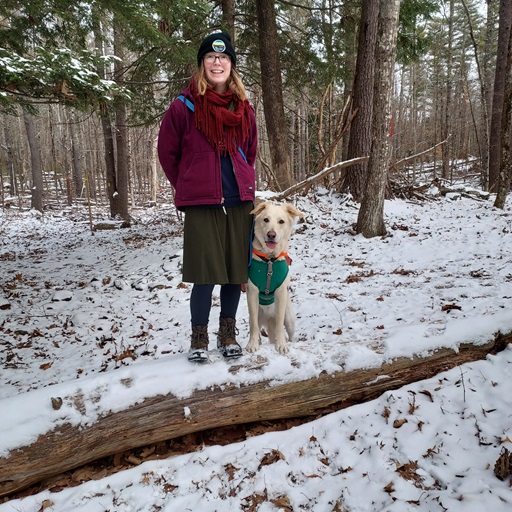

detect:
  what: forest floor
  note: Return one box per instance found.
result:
[1,185,512,511]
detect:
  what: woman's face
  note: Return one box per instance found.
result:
[203,52,232,93]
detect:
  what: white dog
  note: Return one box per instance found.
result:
[246,202,304,354]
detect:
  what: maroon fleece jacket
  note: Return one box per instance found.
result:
[157,85,258,210]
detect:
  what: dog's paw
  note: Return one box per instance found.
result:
[245,335,260,352]
[275,342,289,354]
[245,342,259,353]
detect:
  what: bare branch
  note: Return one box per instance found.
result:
[268,156,369,201]
[392,136,452,170]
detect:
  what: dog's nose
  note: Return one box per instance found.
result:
[267,230,276,240]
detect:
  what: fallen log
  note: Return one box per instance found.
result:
[1,331,510,497]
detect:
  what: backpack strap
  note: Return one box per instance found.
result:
[177,95,248,163]
[177,94,195,112]
[237,147,248,163]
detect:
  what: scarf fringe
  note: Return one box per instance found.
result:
[192,81,251,156]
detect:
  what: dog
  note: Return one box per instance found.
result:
[245,202,304,354]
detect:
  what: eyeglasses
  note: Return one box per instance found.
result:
[204,54,230,63]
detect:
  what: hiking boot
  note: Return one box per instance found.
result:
[188,325,209,363]
[217,317,243,359]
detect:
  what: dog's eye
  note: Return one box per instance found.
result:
[279,219,285,224]
[263,217,269,223]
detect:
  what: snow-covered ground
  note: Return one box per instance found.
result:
[1,187,511,511]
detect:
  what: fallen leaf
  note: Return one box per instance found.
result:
[39,500,54,511]
[115,348,136,362]
[225,463,239,481]
[393,418,408,428]
[259,449,285,469]
[441,303,462,312]
[243,491,266,512]
[396,460,422,485]
[419,390,434,402]
[384,482,395,493]
[270,495,292,511]
[51,397,63,410]
[494,447,512,481]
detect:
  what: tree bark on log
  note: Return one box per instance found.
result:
[1,332,510,497]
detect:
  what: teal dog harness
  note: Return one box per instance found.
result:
[248,252,289,305]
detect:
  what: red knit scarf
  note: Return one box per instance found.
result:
[192,81,252,156]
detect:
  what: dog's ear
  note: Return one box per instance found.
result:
[250,202,268,216]
[285,204,304,219]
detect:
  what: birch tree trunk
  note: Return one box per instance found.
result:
[356,0,401,238]
[150,136,158,204]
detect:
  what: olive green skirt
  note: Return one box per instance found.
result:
[182,203,253,284]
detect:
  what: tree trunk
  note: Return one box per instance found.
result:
[345,0,379,202]
[356,0,401,238]
[114,102,130,221]
[68,110,84,198]
[22,110,44,212]
[53,105,73,206]
[47,107,61,202]
[221,0,235,40]
[110,15,131,222]
[92,9,118,217]
[255,0,292,191]
[442,0,454,181]
[0,333,509,498]
[489,0,512,192]
[150,136,158,203]
[2,120,17,200]
[479,0,498,189]
[494,23,512,209]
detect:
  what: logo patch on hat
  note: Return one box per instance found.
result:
[212,39,226,53]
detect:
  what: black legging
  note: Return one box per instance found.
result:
[190,283,241,326]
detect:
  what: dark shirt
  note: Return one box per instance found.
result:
[221,154,244,207]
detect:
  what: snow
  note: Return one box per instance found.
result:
[1,188,511,511]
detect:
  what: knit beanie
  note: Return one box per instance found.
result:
[197,32,236,67]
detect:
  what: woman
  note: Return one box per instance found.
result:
[158,32,258,363]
